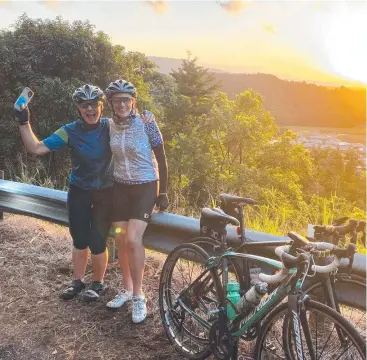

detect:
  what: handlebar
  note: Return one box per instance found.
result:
[332,216,350,226]
[356,220,366,233]
[313,219,358,236]
[258,245,307,284]
[257,242,356,284]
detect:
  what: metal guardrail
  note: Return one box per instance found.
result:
[0,179,366,279]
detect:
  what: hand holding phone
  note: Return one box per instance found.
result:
[14,87,34,111]
[14,87,33,125]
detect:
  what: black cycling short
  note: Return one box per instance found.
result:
[67,185,112,255]
[111,181,158,223]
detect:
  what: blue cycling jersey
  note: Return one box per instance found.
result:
[43,118,113,190]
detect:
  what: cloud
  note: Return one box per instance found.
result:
[219,1,246,15]
[145,1,168,15]
[312,2,331,12]
[263,23,277,34]
[38,1,61,10]
[0,0,10,7]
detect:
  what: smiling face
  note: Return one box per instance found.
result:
[111,93,134,120]
[77,100,103,125]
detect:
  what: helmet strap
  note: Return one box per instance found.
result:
[129,107,137,120]
[111,103,135,128]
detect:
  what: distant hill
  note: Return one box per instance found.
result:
[148,56,227,74]
[214,73,366,128]
[148,56,366,128]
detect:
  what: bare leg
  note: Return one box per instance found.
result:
[125,219,148,297]
[72,247,88,280]
[113,221,133,291]
[91,249,108,282]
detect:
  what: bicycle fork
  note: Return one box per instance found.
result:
[288,294,317,360]
[322,276,348,345]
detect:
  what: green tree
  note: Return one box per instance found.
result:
[0,14,157,183]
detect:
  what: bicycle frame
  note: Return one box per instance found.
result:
[174,248,318,360]
[220,251,298,338]
[175,250,297,334]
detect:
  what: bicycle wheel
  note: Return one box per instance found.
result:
[159,243,223,360]
[254,299,366,360]
[304,273,366,340]
[191,237,274,358]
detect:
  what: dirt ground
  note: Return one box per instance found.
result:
[0,214,184,360]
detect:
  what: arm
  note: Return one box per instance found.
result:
[15,107,68,155]
[153,144,168,195]
[19,123,50,156]
[145,121,169,211]
[15,107,50,155]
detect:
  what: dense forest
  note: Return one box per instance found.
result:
[215,73,366,128]
[149,56,366,128]
[0,15,365,244]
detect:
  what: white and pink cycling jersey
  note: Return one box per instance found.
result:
[109,116,163,184]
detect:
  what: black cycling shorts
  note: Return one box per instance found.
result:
[111,181,158,223]
[67,185,112,255]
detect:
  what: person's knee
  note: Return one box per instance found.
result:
[89,241,107,256]
[73,238,89,251]
[113,222,128,244]
[115,232,126,246]
[125,229,143,250]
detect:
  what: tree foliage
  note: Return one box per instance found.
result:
[0,15,365,238]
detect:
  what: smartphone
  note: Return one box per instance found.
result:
[14,87,34,111]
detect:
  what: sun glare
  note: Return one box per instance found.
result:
[322,3,367,84]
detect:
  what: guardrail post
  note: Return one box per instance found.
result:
[107,228,117,263]
[0,170,4,221]
[307,224,314,237]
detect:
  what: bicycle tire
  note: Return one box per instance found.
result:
[254,299,366,360]
[304,273,366,339]
[159,243,223,360]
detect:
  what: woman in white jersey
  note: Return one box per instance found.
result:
[105,79,168,323]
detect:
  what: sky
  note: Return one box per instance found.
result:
[0,0,366,87]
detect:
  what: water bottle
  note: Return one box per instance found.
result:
[226,280,241,320]
[249,267,262,286]
[236,282,268,315]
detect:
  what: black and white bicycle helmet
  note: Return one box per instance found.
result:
[105,79,137,99]
[72,84,105,103]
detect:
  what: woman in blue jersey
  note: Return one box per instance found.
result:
[104,79,168,324]
[15,84,155,302]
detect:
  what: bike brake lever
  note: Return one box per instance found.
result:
[347,256,354,277]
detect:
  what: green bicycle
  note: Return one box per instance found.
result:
[159,222,365,359]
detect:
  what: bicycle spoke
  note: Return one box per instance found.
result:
[317,322,336,359]
[159,244,222,359]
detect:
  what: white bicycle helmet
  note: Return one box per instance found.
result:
[105,79,137,99]
[72,84,105,103]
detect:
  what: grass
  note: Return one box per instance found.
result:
[5,154,68,191]
[243,196,366,255]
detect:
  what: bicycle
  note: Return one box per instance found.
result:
[159,224,366,360]
[191,194,366,342]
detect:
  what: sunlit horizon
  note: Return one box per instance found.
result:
[0,0,366,88]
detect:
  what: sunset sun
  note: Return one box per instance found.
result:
[322,4,367,83]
